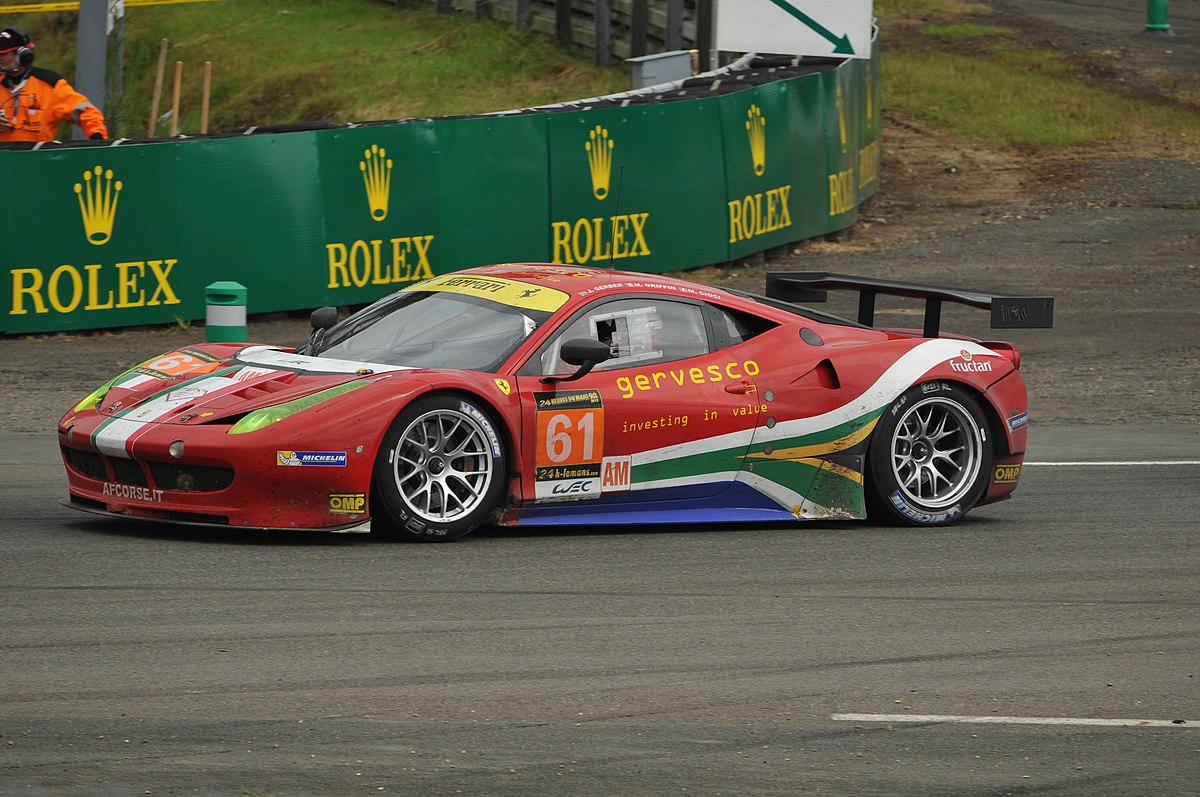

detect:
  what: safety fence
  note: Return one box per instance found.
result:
[384,0,698,67]
[1,39,880,335]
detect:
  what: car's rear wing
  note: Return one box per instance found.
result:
[765,271,1055,338]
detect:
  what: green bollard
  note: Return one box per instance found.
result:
[1144,0,1173,34]
[205,281,248,342]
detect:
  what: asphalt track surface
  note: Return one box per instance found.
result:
[1,428,1197,796]
[4,1,1199,795]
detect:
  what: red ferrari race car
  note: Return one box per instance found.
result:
[58,264,1053,541]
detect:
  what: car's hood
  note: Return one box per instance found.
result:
[93,346,413,425]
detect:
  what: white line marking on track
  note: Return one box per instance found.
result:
[1024,461,1200,466]
[832,713,1196,728]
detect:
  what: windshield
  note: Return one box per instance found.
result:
[313,291,547,372]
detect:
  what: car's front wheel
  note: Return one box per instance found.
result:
[866,382,992,526]
[372,394,507,542]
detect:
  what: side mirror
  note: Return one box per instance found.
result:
[305,306,339,354]
[541,338,614,384]
[310,306,339,331]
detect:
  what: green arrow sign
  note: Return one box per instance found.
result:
[763,0,855,54]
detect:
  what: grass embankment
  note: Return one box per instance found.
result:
[875,0,1199,152]
[11,0,628,138]
[7,0,1195,151]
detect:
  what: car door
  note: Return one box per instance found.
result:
[513,295,765,505]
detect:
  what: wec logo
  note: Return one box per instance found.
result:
[552,480,593,495]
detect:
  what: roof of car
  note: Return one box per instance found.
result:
[467,262,739,303]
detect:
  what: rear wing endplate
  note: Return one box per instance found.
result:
[765,271,1054,338]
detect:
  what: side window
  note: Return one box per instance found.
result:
[708,304,776,349]
[533,298,710,375]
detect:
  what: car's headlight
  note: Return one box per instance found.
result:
[228,382,366,435]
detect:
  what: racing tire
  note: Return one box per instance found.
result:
[865,382,993,526]
[372,394,507,542]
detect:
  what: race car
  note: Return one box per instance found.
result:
[58,264,1053,541]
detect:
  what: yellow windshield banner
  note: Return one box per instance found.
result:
[412,274,570,313]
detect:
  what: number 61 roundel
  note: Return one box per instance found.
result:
[533,390,606,500]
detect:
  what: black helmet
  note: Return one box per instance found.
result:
[0,27,34,71]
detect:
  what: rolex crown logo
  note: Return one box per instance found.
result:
[585,125,614,200]
[74,166,122,246]
[360,144,393,222]
[745,104,767,176]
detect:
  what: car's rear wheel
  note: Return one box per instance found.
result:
[866,382,992,526]
[372,394,506,542]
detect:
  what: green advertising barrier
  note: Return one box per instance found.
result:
[547,101,728,270]
[6,144,193,330]
[721,78,824,260]
[178,133,326,317]
[316,121,443,307]
[2,41,881,335]
[316,115,554,305]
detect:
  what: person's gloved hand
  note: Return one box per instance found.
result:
[89,133,103,140]
[0,113,14,133]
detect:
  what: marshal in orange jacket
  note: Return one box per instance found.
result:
[1,66,108,142]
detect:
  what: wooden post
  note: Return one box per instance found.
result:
[631,0,648,58]
[697,0,714,71]
[666,0,683,51]
[170,60,182,136]
[594,0,611,67]
[515,0,531,30]
[148,38,168,137]
[556,0,572,48]
[200,61,212,134]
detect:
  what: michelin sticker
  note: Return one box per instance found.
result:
[278,451,348,467]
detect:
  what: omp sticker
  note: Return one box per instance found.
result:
[411,274,569,313]
[993,464,1022,483]
[329,493,366,514]
[278,451,348,467]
